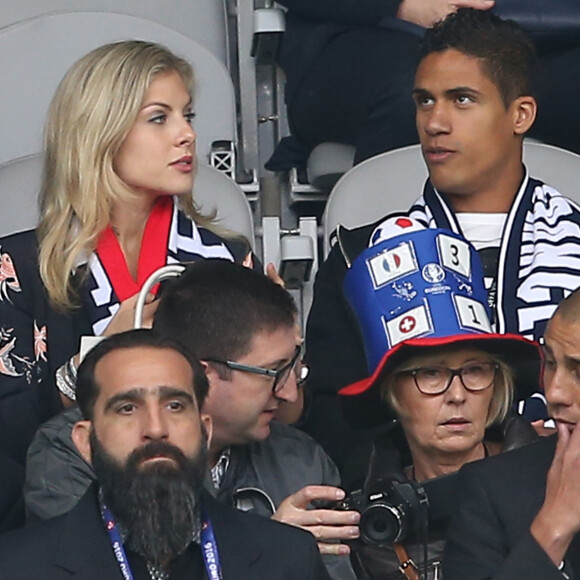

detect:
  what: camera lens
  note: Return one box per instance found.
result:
[360,502,406,545]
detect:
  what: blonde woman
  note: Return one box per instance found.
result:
[0,41,252,467]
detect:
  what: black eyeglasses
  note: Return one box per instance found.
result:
[397,362,499,395]
[206,346,307,393]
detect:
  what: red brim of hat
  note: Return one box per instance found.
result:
[339,332,542,399]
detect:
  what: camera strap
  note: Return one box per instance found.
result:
[394,543,419,580]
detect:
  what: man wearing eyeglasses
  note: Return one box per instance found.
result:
[153,260,357,580]
[24,260,358,580]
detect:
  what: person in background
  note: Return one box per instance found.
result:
[0,40,252,467]
[269,0,493,170]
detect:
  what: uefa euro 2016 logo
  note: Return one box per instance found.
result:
[422,263,445,284]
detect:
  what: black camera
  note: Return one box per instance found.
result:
[336,479,428,545]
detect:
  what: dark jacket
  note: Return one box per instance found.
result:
[276,0,402,106]
[0,452,25,533]
[24,413,356,580]
[0,231,89,468]
[0,486,331,580]
[444,435,580,579]
[350,417,538,580]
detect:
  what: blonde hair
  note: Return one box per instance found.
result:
[381,348,515,427]
[38,40,219,310]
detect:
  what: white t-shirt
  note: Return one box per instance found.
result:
[456,213,507,324]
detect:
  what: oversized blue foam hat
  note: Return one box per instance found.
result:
[343,217,491,375]
[339,217,541,427]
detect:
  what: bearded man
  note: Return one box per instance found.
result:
[0,329,330,580]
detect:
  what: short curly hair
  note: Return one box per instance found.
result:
[421,8,538,107]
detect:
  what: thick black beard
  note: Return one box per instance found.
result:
[91,430,208,565]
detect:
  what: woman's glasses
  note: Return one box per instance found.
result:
[398,362,499,395]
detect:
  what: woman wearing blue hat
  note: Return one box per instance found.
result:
[338,218,541,579]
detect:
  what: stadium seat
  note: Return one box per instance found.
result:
[0,0,228,63]
[0,12,236,173]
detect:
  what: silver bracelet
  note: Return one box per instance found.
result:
[66,356,78,382]
[55,358,77,401]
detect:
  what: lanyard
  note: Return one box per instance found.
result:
[99,491,223,580]
[200,516,222,580]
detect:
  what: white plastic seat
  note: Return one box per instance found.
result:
[306,143,356,192]
[0,12,236,167]
[322,145,426,256]
[322,141,580,257]
[194,162,255,247]
[0,1,228,63]
[522,141,580,201]
[0,154,254,247]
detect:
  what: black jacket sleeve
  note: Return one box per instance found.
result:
[304,243,369,397]
[276,0,402,26]
[0,232,89,467]
[0,233,62,465]
[444,444,569,580]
